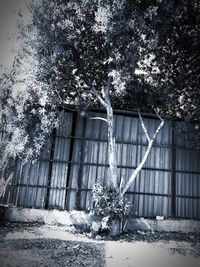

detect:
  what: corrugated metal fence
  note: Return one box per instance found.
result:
[1,110,200,219]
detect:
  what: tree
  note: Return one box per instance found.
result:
[1,0,199,235]
[30,0,166,197]
[0,2,61,198]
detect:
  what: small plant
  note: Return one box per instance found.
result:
[91,182,132,220]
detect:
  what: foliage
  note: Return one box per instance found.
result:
[92,182,132,219]
[0,58,60,163]
[0,4,61,196]
[148,0,200,121]
[1,0,200,201]
[1,0,199,166]
[16,0,168,197]
[146,0,200,147]
[30,0,200,119]
[30,0,161,110]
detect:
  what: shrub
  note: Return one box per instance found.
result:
[91,182,132,220]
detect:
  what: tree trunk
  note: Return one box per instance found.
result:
[120,140,154,196]
[106,104,119,192]
[109,218,122,237]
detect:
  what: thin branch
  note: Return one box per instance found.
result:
[152,110,165,140]
[121,110,165,196]
[155,109,164,122]
[138,109,150,142]
[89,117,108,123]
[90,87,107,107]
[69,46,107,108]
[76,71,106,107]
[152,119,165,140]
[104,73,112,97]
[121,116,164,196]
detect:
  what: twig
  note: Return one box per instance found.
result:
[152,119,165,140]
[89,117,108,123]
[104,74,112,97]
[138,109,150,142]
[152,110,165,140]
[155,109,164,122]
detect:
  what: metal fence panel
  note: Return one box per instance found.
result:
[1,110,200,219]
[5,138,52,208]
[48,112,73,209]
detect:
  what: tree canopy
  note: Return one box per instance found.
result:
[1,0,200,165]
[30,0,162,111]
[151,0,200,121]
[28,0,200,116]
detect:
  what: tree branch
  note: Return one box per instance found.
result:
[104,73,112,98]
[152,119,165,140]
[121,112,165,196]
[155,109,164,122]
[138,109,150,142]
[90,87,107,108]
[72,62,107,108]
[89,117,108,123]
[152,110,165,140]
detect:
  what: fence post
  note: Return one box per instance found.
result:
[64,111,77,210]
[76,116,87,210]
[44,128,56,209]
[171,121,176,218]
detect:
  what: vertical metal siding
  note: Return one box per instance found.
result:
[68,113,174,217]
[48,112,73,209]
[2,111,200,219]
[175,120,200,218]
[10,137,52,208]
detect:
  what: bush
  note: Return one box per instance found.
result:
[91,182,132,220]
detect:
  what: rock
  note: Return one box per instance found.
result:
[95,235,102,240]
[101,216,109,230]
[72,244,79,249]
[137,230,145,235]
[156,215,164,220]
[90,221,101,235]
[86,232,93,238]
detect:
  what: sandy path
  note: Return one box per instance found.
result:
[2,224,200,267]
[106,240,200,267]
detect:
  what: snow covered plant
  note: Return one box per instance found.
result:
[91,182,132,220]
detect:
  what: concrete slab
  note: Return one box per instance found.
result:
[1,206,200,233]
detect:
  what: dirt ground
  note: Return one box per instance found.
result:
[0,238,105,267]
[0,221,200,267]
[0,222,105,267]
